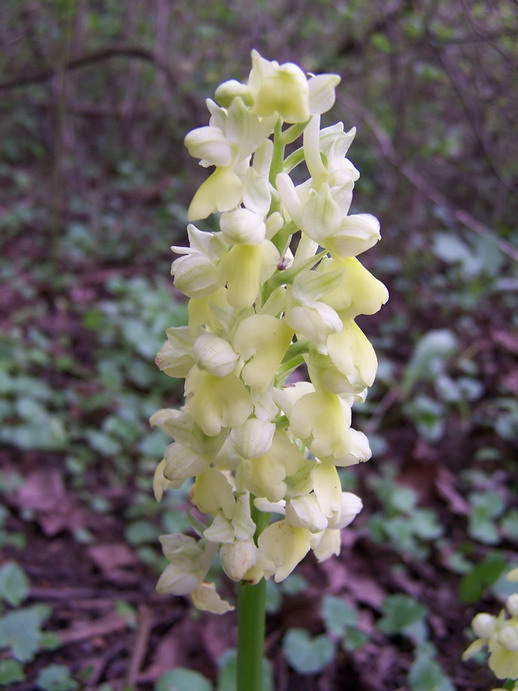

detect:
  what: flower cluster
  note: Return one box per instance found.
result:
[463,572,518,686]
[151,51,388,613]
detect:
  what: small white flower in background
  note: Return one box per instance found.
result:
[150,50,388,614]
[463,572,518,684]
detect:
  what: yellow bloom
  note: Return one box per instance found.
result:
[188,166,243,221]
[257,519,312,582]
[187,370,253,436]
[233,314,293,389]
[218,241,279,309]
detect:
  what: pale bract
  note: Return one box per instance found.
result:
[150,50,388,612]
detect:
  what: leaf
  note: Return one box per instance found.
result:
[0,608,43,662]
[280,573,308,595]
[342,627,369,651]
[124,520,161,546]
[282,628,335,675]
[0,659,25,685]
[389,485,417,513]
[410,509,444,540]
[156,668,212,691]
[265,581,282,614]
[36,665,79,691]
[377,595,428,635]
[321,596,358,636]
[401,330,458,397]
[0,562,29,606]
[405,395,445,441]
[468,513,500,545]
[460,553,507,604]
[408,645,455,691]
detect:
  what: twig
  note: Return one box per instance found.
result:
[58,613,129,645]
[339,94,518,264]
[85,639,127,687]
[0,43,203,124]
[124,604,152,688]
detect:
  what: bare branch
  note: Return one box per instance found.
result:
[339,94,518,263]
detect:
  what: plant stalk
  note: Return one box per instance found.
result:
[236,503,270,691]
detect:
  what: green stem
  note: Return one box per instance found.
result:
[236,503,270,691]
[269,118,285,187]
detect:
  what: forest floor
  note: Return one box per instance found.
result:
[1,207,517,691]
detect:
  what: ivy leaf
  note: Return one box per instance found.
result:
[321,596,358,636]
[156,668,212,691]
[283,628,335,675]
[377,595,427,636]
[0,562,29,606]
[342,628,369,651]
[0,608,43,662]
[408,645,455,690]
[460,553,507,604]
[36,665,79,691]
[0,659,25,685]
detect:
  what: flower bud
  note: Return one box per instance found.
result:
[498,624,518,651]
[472,612,495,639]
[286,495,328,533]
[506,593,518,617]
[193,333,239,377]
[284,301,342,344]
[329,214,381,258]
[184,126,232,166]
[220,207,266,244]
[172,253,220,298]
[220,539,258,581]
[230,418,276,458]
[252,61,309,124]
[215,79,253,107]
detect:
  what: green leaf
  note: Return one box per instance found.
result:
[401,330,458,397]
[410,509,444,540]
[377,595,428,635]
[469,491,506,518]
[156,668,212,691]
[321,596,358,636]
[389,486,417,513]
[371,32,393,53]
[342,627,369,651]
[280,574,308,595]
[490,564,518,601]
[468,512,500,545]
[265,581,282,614]
[36,664,79,691]
[501,510,518,540]
[460,553,507,604]
[0,608,43,662]
[0,562,30,606]
[408,645,454,691]
[124,520,161,546]
[0,659,25,685]
[282,628,335,675]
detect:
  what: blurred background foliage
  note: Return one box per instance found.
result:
[0,1,517,689]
